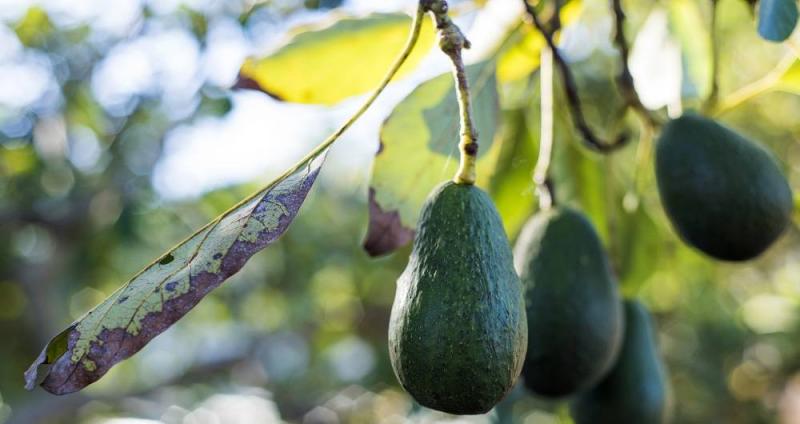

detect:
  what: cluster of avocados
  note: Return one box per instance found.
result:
[387,112,792,419]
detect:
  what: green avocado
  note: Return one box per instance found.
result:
[388,181,527,415]
[571,299,670,424]
[655,114,793,261]
[514,207,623,398]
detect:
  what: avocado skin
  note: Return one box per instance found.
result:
[388,181,527,415]
[571,300,669,424]
[514,208,623,398]
[655,114,793,261]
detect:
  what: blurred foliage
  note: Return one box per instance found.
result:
[1,0,800,423]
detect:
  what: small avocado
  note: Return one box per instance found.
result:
[514,207,623,398]
[571,299,670,424]
[388,181,527,415]
[655,114,793,261]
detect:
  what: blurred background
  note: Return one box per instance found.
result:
[1,0,800,423]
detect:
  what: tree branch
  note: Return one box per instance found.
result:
[609,0,662,128]
[523,0,629,153]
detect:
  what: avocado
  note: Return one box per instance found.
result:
[388,181,527,415]
[514,207,623,398]
[655,114,793,261]
[571,299,670,424]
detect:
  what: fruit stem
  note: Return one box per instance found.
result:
[424,0,478,185]
[534,45,556,210]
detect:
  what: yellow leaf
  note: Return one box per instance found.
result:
[239,13,435,105]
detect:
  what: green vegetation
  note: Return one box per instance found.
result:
[2,0,800,422]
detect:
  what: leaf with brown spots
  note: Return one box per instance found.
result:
[24,151,328,395]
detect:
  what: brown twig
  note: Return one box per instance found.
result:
[610,0,663,128]
[522,0,629,153]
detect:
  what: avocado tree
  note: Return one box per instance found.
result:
[9,0,800,422]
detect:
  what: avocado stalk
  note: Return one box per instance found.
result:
[533,45,555,210]
[424,0,478,185]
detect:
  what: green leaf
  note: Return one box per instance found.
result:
[496,28,545,84]
[237,13,435,105]
[363,61,500,256]
[489,109,537,239]
[616,206,663,296]
[668,0,712,99]
[25,150,328,395]
[551,133,609,242]
[495,0,581,85]
[758,0,799,42]
[794,194,800,222]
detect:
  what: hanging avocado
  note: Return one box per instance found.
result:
[571,299,670,424]
[514,207,623,398]
[655,114,793,261]
[388,181,527,415]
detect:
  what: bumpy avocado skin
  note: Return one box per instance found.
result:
[388,182,527,415]
[571,300,670,424]
[655,114,793,261]
[514,208,623,398]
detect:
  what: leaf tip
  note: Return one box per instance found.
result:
[232,72,284,101]
[23,348,47,391]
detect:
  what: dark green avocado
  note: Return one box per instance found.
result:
[514,207,623,398]
[655,114,793,261]
[571,299,670,424]
[388,181,527,415]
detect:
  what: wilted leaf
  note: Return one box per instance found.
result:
[364,61,500,256]
[25,151,328,395]
[237,13,435,105]
[757,0,799,42]
[668,0,711,99]
[363,188,414,256]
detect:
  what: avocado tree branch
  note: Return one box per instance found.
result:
[424,0,478,185]
[523,0,629,153]
[609,0,662,128]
